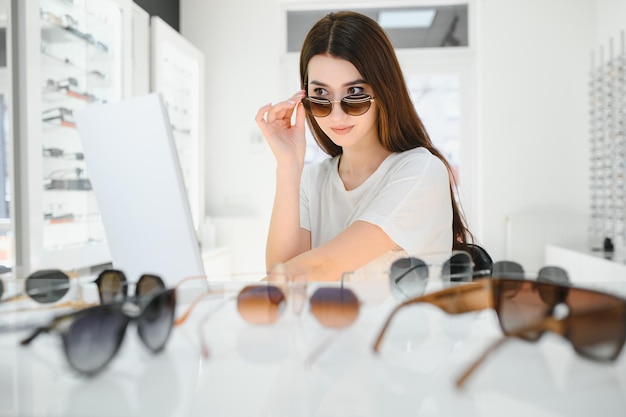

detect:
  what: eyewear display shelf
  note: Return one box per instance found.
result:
[15,0,133,272]
[588,32,626,251]
[150,16,205,232]
[0,280,624,417]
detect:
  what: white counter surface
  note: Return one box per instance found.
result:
[1,280,625,417]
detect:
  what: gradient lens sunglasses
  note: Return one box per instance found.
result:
[20,288,176,375]
[0,269,165,310]
[373,277,626,387]
[176,277,360,329]
[389,251,474,300]
[0,269,77,305]
[302,94,375,117]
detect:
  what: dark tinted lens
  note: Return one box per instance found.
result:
[494,279,553,340]
[565,289,626,361]
[63,309,128,374]
[537,266,569,285]
[137,289,176,352]
[492,261,525,279]
[303,97,332,117]
[0,278,4,299]
[535,266,570,309]
[442,252,473,283]
[25,269,70,304]
[309,287,359,328]
[389,257,429,299]
[237,285,286,325]
[97,270,127,303]
[340,94,372,116]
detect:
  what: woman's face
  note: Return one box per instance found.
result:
[306,54,379,150]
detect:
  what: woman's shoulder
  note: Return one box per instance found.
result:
[388,147,447,176]
[302,155,338,185]
[304,155,338,175]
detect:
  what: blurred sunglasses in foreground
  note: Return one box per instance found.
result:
[372,277,626,388]
[20,288,176,375]
[0,269,165,313]
[0,269,78,305]
[176,272,359,329]
[388,250,474,300]
[173,271,361,359]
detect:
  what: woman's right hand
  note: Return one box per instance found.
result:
[255,90,307,168]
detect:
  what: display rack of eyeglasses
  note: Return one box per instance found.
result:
[150,16,205,233]
[589,31,626,252]
[14,0,133,271]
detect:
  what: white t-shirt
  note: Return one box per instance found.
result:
[300,147,453,272]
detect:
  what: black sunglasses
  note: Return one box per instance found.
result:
[389,251,474,300]
[302,94,375,117]
[0,269,165,308]
[95,269,166,304]
[0,269,77,305]
[20,288,177,375]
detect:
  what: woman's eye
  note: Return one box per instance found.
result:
[347,86,364,95]
[312,88,327,96]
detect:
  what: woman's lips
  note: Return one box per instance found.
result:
[331,126,353,135]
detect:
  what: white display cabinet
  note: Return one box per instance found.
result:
[14,0,133,273]
[150,16,205,233]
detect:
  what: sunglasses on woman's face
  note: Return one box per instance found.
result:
[373,277,626,387]
[0,269,165,310]
[302,94,375,117]
[20,288,176,375]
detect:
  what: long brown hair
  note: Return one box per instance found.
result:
[299,11,472,248]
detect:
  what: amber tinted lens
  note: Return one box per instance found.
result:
[236,285,286,325]
[389,257,429,299]
[565,288,626,361]
[303,97,332,117]
[303,95,373,117]
[309,287,359,328]
[136,274,166,300]
[493,279,554,340]
[25,269,70,304]
[492,261,525,279]
[96,270,127,304]
[339,94,373,116]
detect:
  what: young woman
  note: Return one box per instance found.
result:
[255,11,472,281]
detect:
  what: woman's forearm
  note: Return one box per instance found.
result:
[266,164,308,270]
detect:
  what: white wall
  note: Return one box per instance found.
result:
[477,0,595,267]
[181,0,624,273]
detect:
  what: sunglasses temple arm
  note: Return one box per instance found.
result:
[174,288,227,327]
[20,325,53,345]
[0,293,28,303]
[372,299,416,353]
[455,319,556,388]
[372,282,490,353]
[455,336,509,388]
[304,330,341,367]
